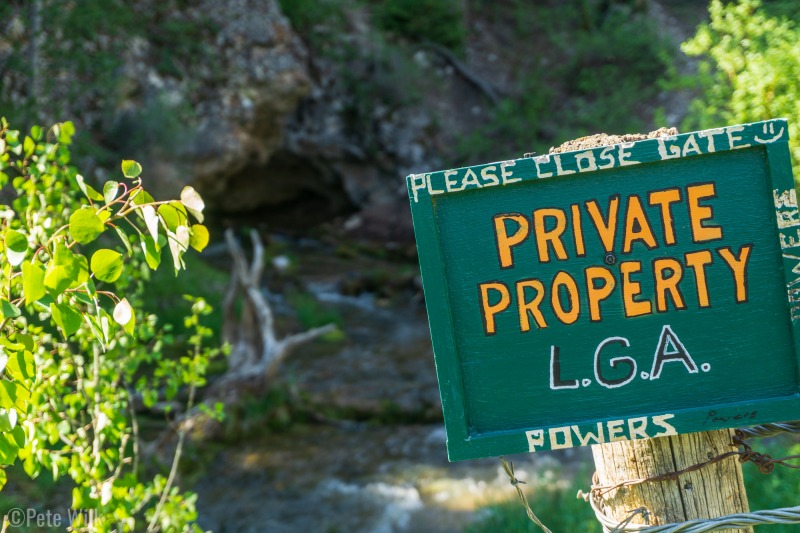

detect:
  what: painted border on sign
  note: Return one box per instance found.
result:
[408,119,800,461]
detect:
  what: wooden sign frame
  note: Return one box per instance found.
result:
[408,119,800,461]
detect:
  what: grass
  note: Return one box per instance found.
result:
[465,472,600,533]
[468,435,800,532]
[142,252,229,340]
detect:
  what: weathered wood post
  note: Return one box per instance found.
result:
[592,429,750,531]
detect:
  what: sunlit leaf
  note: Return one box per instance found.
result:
[114,226,133,257]
[158,204,184,232]
[75,175,104,202]
[103,181,119,204]
[189,224,209,252]
[142,205,159,241]
[0,300,20,319]
[0,380,30,412]
[141,236,161,270]
[5,351,34,381]
[4,229,28,266]
[22,262,46,304]
[121,160,142,178]
[180,186,205,223]
[90,249,123,283]
[69,208,105,244]
[113,298,132,326]
[51,303,82,337]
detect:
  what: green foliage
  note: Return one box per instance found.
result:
[465,473,601,533]
[743,436,800,532]
[457,3,674,164]
[682,0,800,175]
[0,119,222,531]
[374,0,465,51]
[286,290,344,333]
[278,0,346,39]
[468,436,800,533]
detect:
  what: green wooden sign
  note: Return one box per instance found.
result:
[408,119,800,461]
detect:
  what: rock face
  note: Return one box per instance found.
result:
[125,0,444,238]
[0,0,510,242]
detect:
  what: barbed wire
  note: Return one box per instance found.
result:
[500,420,800,533]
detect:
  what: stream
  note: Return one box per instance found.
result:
[194,241,590,532]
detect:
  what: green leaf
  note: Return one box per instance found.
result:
[45,242,82,296]
[0,408,15,432]
[121,160,142,178]
[51,303,82,337]
[44,263,72,296]
[141,236,161,270]
[5,351,34,381]
[90,249,123,283]
[4,229,28,266]
[15,334,34,352]
[167,227,190,272]
[157,204,185,232]
[189,224,209,252]
[30,125,41,141]
[70,254,89,287]
[0,435,19,466]
[83,314,106,349]
[23,136,34,157]
[114,226,133,256]
[69,208,105,244]
[103,181,119,204]
[0,380,30,412]
[0,300,20,319]
[131,189,155,206]
[22,262,46,304]
[58,121,76,144]
[75,175,104,202]
[180,186,205,223]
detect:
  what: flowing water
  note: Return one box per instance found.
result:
[194,242,590,532]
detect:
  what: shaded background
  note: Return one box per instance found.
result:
[1,0,799,531]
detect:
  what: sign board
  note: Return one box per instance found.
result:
[408,119,800,461]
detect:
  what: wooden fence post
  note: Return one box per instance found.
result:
[592,429,751,531]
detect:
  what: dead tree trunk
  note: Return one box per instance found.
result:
[215,228,335,397]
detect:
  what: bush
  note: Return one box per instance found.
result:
[682,0,800,175]
[0,120,223,531]
[375,0,465,50]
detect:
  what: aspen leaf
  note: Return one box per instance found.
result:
[103,181,119,204]
[0,380,30,412]
[5,350,34,381]
[131,189,154,206]
[189,224,209,252]
[121,160,142,178]
[51,303,82,337]
[180,186,205,223]
[90,249,123,283]
[113,298,133,326]
[69,208,105,244]
[141,236,161,270]
[22,262,46,304]
[158,204,183,232]
[142,205,159,241]
[75,174,104,201]
[4,229,28,266]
